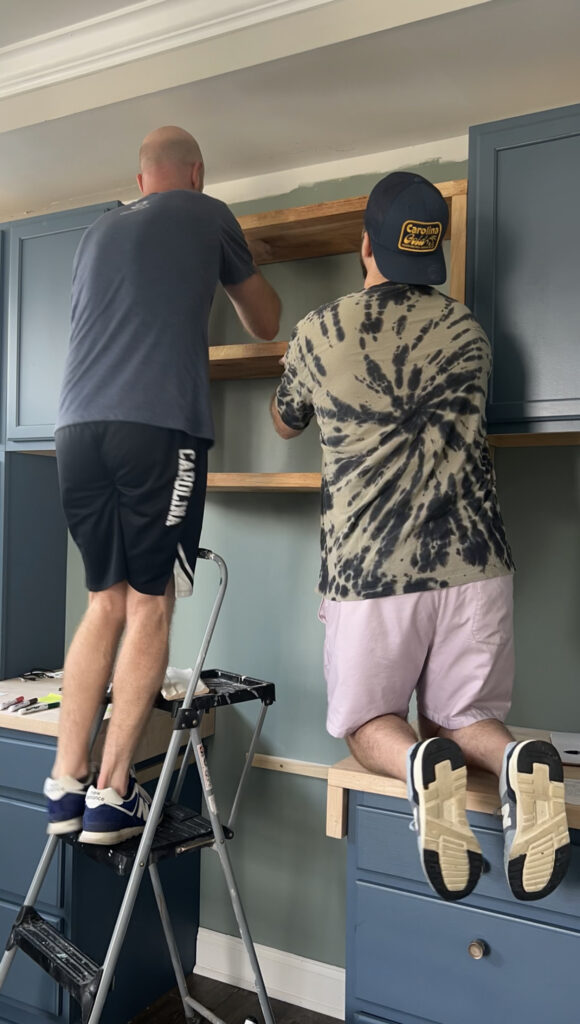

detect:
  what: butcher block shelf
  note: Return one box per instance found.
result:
[238,178,468,305]
[207,473,321,492]
[209,341,287,380]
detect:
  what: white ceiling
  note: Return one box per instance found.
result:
[1,0,579,220]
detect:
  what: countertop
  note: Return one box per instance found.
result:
[0,677,214,779]
[326,726,580,837]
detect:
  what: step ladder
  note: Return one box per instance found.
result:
[0,550,277,1024]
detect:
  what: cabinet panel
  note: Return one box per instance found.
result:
[1,453,68,679]
[467,102,580,433]
[6,204,118,442]
[352,880,579,1024]
[0,733,55,797]
[0,799,62,907]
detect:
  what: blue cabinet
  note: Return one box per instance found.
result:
[0,202,119,676]
[5,203,118,444]
[467,102,580,436]
[0,727,201,1024]
[0,452,68,679]
[346,791,579,1024]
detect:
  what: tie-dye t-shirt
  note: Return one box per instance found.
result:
[275,282,514,601]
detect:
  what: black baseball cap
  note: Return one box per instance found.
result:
[364,171,449,285]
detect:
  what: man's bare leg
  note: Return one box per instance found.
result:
[96,580,175,796]
[419,715,513,777]
[52,583,127,781]
[347,714,418,781]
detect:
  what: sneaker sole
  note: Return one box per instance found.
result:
[78,825,146,846]
[412,737,482,902]
[47,817,83,835]
[506,740,570,900]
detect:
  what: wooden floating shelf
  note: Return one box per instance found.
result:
[209,341,287,381]
[238,178,465,262]
[486,432,580,447]
[207,473,321,492]
[238,178,468,305]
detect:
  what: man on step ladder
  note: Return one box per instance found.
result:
[47,125,281,844]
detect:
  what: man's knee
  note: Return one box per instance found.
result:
[88,583,127,627]
[126,586,173,630]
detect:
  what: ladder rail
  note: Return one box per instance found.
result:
[87,550,228,1024]
[172,720,201,806]
[180,550,228,713]
[227,700,268,832]
[191,725,276,1024]
[172,549,227,805]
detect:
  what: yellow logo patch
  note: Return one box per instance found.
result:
[398,220,442,253]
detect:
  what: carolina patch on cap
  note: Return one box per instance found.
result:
[398,220,442,253]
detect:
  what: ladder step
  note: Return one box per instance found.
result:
[8,906,101,1023]
[70,803,221,876]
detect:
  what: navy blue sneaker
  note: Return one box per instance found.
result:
[44,775,91,835]
[79,774,151,845]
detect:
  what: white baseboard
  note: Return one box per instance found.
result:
[195,927,345,1020]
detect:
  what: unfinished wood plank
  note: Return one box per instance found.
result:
[209,341,287,381]
[237,180,466,265]
[0,678,214,749]
[326,728,580,837]
[207,472,321,492]
[252,753,329,779]
[449,191,467,304]
[326,784,348,839]
[487,432,580,447]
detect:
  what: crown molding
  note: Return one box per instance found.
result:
[0,0,337,99]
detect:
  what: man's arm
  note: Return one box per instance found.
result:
[224,271,281,341]
[270,392,304,439]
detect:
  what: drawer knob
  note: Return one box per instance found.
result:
[468,939,489,960]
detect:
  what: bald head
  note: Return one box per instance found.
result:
[137,126,204,195]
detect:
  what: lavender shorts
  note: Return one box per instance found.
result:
[319,575,514,738]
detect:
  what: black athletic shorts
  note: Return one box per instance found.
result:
[55,422,208,597]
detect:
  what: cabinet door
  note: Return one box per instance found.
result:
[350,880,580,1024]
[6,203,118,443]
[1,452,68,679]
[467,102,580,434]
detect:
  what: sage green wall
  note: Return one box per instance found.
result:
[65,156,580,968]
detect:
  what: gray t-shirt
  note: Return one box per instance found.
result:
[56,190,255,441]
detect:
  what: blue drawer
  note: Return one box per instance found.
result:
[0,798,62,906]
[0,899,62,1018]
[351,880,579,1024]
[354,801,580,917]
[0,733,55,797]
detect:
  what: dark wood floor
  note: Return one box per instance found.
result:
[131,974,342,1024]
